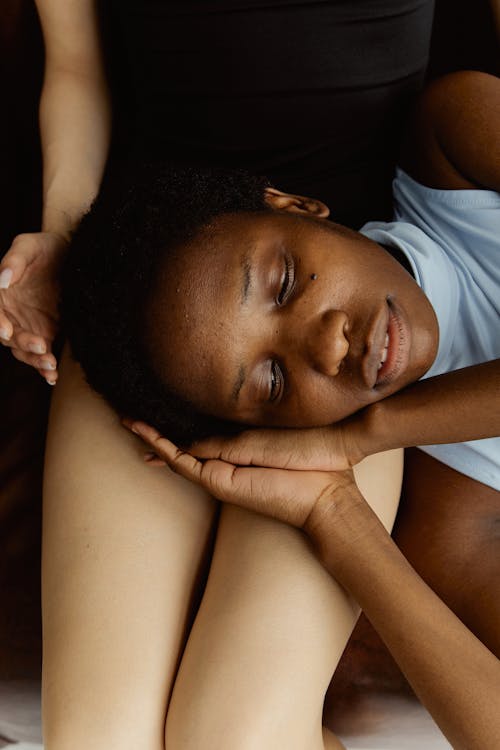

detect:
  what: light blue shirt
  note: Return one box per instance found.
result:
[361,168,500,490]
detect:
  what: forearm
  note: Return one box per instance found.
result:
[354,359,500,458]
[40,66,111,239]
[490,0,500,47]
[306,489,500,750]
[34,0,112,239]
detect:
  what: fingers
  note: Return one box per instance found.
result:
[10,347,58,384]
[0,232,62,381]
[132,422,201,470]
[0,311,13,341]
[0,323,58,383]
[0,321,52,357]
[190,429,284,466]
[125,420,208,480]
[123,420,325,527]
[12,329,51,355]
[190,428,336,471]
[0,267,13,290]
[143,452,167,467]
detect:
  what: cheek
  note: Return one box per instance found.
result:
[280,377,355,426]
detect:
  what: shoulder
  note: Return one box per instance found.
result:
[399,71,500,191]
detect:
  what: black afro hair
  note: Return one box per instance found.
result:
[61,161,271,445]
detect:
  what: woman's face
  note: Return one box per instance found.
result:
[148,192,439,427]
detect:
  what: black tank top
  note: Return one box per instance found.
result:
[105,0,435,227]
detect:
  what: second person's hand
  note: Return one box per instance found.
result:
[0,230,69,383]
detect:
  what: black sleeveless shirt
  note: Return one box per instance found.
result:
[104,0,435,227]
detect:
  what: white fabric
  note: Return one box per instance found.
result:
[0,681,42,745]
[361,169,500,490]
[0,679,451,749]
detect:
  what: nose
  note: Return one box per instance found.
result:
[303,309,350,376]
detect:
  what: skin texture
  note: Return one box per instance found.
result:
[43,347,404,750]
[148,190,438,429]
[14,6,411,749]
[0,0,110,382]
[326,448,500,707]
[126,420,500,750]
[133,72,500,747]
[26,20,496,750]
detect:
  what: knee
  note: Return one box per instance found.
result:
[165,714,264,750]
[46,739,163,750]
[44,724,165,750]
[166,703,312,750]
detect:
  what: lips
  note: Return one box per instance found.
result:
[378,331,390,370]
[375,299,411,387]
[362,298,411,389]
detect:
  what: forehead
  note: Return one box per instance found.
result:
[146,214,265,413]
[158,208,313,306]
[154,207,331,326]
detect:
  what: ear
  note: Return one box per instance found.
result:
[264,187,330,219]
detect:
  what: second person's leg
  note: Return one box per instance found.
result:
[165,450,403,749]
[42,347,219,750]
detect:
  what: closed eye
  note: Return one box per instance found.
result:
[269,360,284,402]
[276,255,295,305]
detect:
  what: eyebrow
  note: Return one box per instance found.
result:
[241,253,252,304]
[232,364,246,402]
[231,252,253,401]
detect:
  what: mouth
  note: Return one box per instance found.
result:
[376,298,411,387]
[363,298,411,389]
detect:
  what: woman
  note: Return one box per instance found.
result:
[0,1,497,748]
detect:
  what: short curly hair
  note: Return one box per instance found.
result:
[61,161,271,445]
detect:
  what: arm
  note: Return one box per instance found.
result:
[127,421,500,750]
[36,0,111,239]
[400,70,500,192]
[360,71,500,455]
[0,0,111,380]
[188,359,500,473]
[306,487,500,750]
[353,359,500,458]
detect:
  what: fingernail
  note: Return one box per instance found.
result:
[40,360,56,370]
[0,328,11,340]
[0,269,12,289]
[46,379,56,386]
[28,343,46,354]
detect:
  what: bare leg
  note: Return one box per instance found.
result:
[165,451,403,749]
[43,346,402,750]
[42,347,218,750]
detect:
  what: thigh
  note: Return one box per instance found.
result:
[396,447,500,656]
[165,450,404,750]
[42,346,218,750]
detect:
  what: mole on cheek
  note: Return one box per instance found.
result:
[310,273,318,281]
